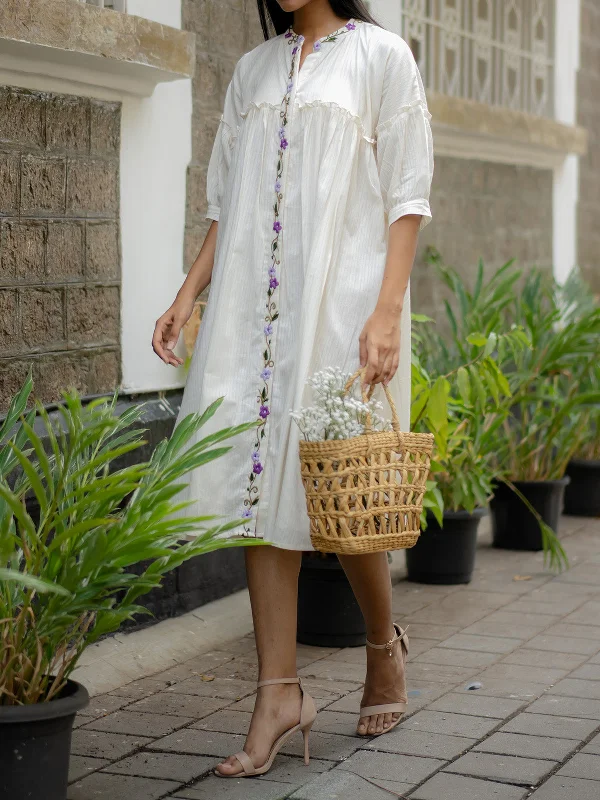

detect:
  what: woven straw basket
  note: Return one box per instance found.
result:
[299,370,434,555]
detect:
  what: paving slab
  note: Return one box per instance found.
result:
[174,775,295,799]
[570,663,600,681]
[529,775,600,800]
[525,695,600,720]
[67,772,180,800]
[71,729,154,760]
[338,748,444,785]
[363,728,476,759]
[81,709,193,736]
[166,676,256,700]
[439,633,522,654]
[548,678,600,700]
[310,709,359,737]
[103,751,214,782]
[524,634,599,656]
[500,712,599,740]
[582,732,600,755]
[128,692,228,718]
[557,752,600,780]
[445,751,558,785]
[109,678,175,699]
[563,601,600,626]
[68,755,110,782]
[251,755,331,786]
[77,694,132,718]
[501,649,587,670]
[413,647,499,668]
[426,692,523,719]
[191,710,253,735]
[299,659,366,683]
[411,772,529,800]
[399,710,501,738]
[289,769,413,800]
[280,730,361,762]
[474,732,577,761]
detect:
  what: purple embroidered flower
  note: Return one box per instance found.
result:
[273,220,282,233]
[269,277,279,290]
[285,30,292,38]
[298,35,305,43]
[264,324,273,337]
[314,40,322,51]
[292,46,298,55]
[252,450,261,463]
[287,82,294,92]
[278,127,286,139]
[280,138,289,150]
[346,22,356,30]
[268,265,277,277]
[253,462,263,475]
[242,508,253,519]
[259,405,270,419]
[275,180,282,193]
[261,367,272,381]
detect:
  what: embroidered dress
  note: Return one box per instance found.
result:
[176,20,434,550]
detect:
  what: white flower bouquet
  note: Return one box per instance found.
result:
[290,367,392,441]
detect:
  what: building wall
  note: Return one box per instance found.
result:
[182,0,263,274]
[413,156,554,317]
[578,0,600,292]
[0,85,121,412]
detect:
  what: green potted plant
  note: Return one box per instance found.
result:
[0,375,258,800]
[407,322,524,583]
[490,270,600,550]
[558,271,600,517]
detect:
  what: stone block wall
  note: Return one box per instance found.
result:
[578,0,600,293]
[0,86,121,412]
[182,0,263,273]
[413,157,554,317]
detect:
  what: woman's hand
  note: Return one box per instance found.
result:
[152,294,195,367]
[359,304,402,386]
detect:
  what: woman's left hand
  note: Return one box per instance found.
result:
[359,305,402,386]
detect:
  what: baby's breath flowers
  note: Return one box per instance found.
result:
[291,367,391,441]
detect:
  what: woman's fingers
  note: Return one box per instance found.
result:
[359,331,368,368]
[364,342,380,386]
[152,318,170,363]
[153,314,184,366]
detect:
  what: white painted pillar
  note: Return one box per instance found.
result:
[118,0,192,392]
[552,0,581,283]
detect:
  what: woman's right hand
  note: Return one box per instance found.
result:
[152,295,195,367]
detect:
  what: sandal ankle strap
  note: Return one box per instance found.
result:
[257,677,301,688]
[366,623,409,656]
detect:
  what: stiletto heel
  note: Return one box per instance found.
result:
[215,676,317,778]
[302,725,311,765]
[358,623,409,738]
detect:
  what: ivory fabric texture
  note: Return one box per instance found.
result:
[176,20,434,550]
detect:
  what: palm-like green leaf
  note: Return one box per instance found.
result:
[0,384,261,705]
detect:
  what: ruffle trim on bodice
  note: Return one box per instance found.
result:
[239,100,377,145]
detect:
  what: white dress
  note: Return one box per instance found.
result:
[176,19,434,550]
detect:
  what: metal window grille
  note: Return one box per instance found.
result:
[402,0,554,118]
[77,0,127,11]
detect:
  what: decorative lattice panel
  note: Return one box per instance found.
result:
[402,0,554,118]
[77,0,127,11]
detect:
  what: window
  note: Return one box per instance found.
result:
[76,0,127,11]
[402,0,554,118]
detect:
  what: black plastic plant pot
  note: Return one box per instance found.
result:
[297,553,366,647]
[564,460,600,517]
[490,477,570,551]
[0,679,89,800]
[405,508,486,585]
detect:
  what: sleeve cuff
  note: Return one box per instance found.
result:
[389,200,432,230]
[206,205,220,222]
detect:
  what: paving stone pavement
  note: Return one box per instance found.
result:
[68,516,600,799]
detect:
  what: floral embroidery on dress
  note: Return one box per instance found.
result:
[241,20,359,533]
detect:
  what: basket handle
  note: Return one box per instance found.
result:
[344,368,403,435]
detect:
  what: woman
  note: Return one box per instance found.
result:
[153,0,433,779]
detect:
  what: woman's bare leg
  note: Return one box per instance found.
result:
[338,552,406,735]
[216,545,303,776]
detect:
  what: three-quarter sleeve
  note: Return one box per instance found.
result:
[376,41,434,229]
[206,58,244,222]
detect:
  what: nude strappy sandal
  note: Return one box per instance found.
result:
[358,623,409,737]
[214,676,317,778]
